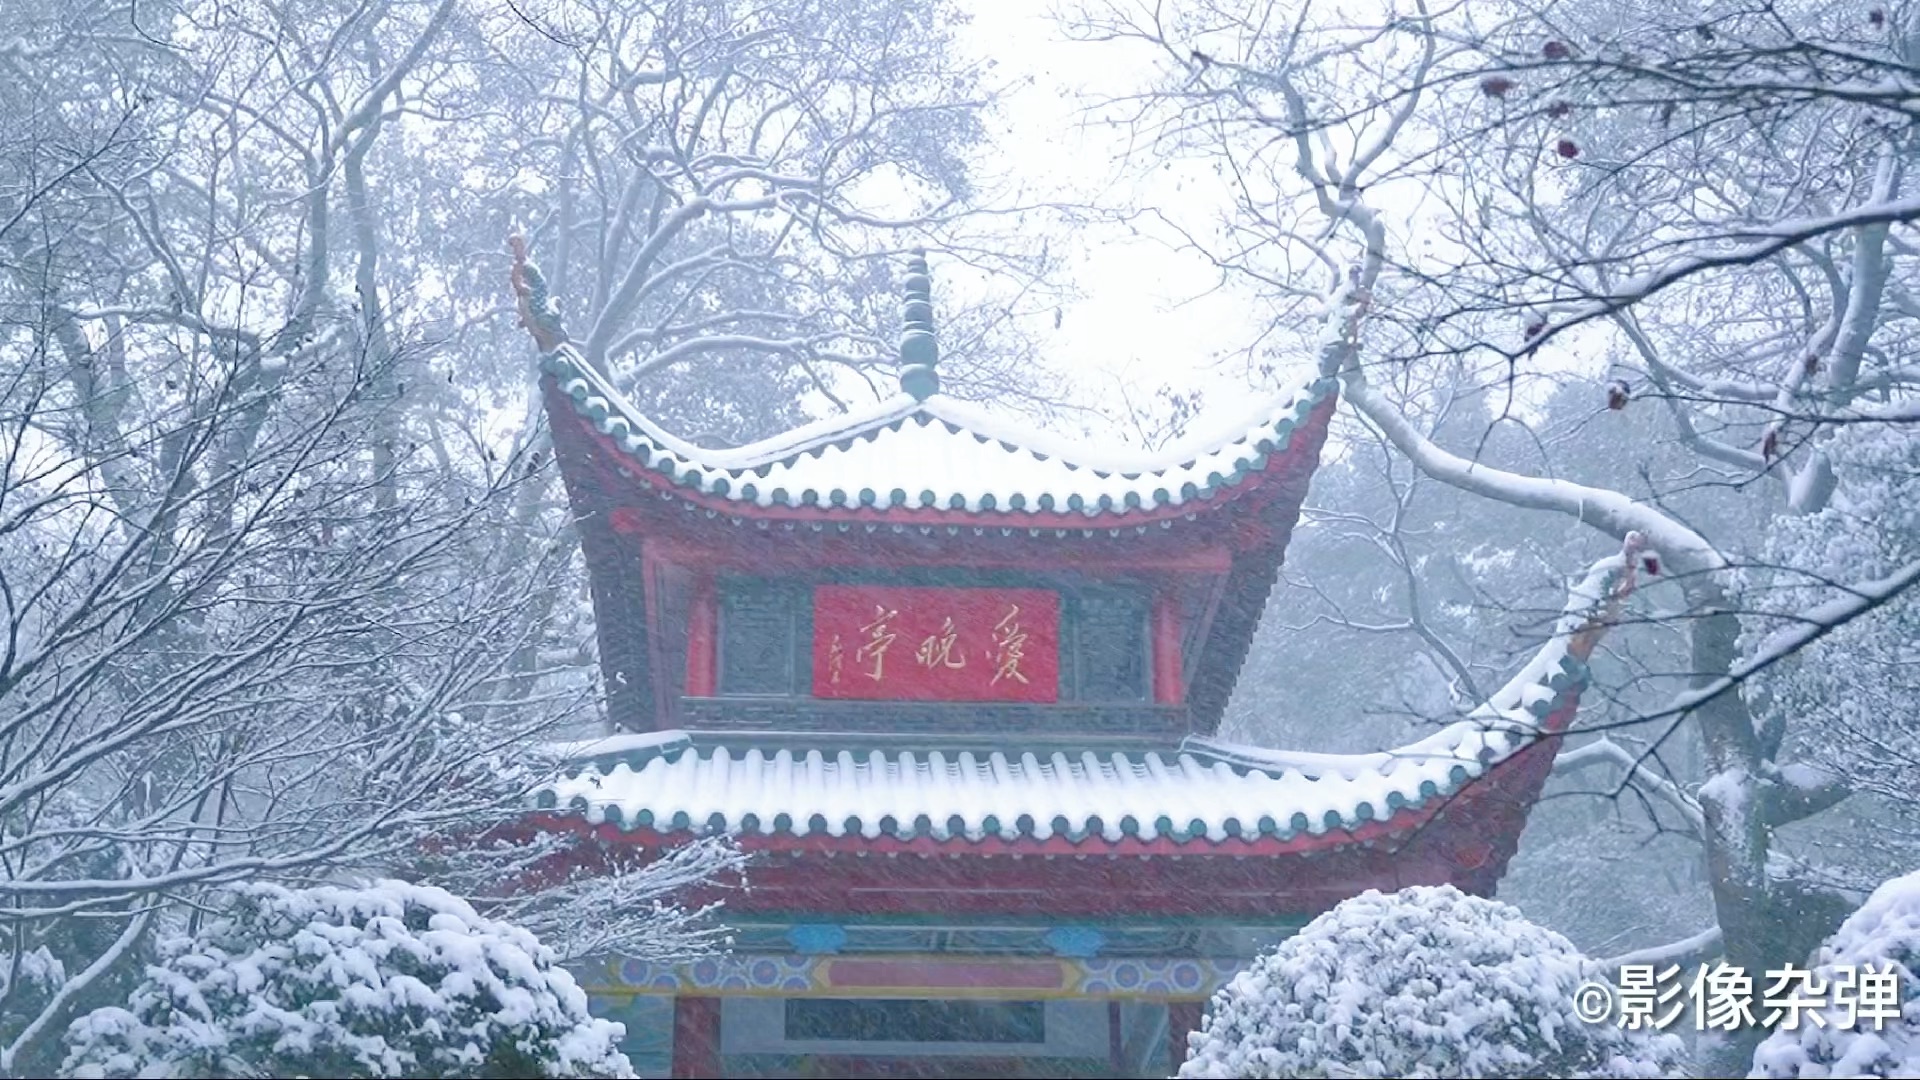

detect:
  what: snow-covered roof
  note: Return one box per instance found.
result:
[533,552,1641,848]
[531,694,1563,845]
[541,346,1338,516]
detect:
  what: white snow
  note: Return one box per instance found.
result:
[544,344,1333,514]
[730,410,1272,512]
[544,741,1485,844]
[60,880,635,1080]
[1177,884,1685,1078]
[540,728,693,763]
[1774,763,1832,793]
[927,390,1320,476]
[0,944,65,1000]
[1341,375,1726,575]
[1699,768,1751,830]
[1749,869,1920,1079]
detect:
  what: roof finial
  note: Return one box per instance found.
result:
[509,232,568,353]
[897,248,939,401]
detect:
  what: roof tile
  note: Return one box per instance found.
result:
[541,347,1337,517]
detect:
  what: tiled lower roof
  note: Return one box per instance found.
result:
[534,677,1577,845]
[542,346,1337,517]
[535,554,1640,848]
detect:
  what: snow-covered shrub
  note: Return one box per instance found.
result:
[1,943,68,1050]
[59,880,635,1079]
[0,814,159,1076]
[1179,884,1685,1078]
[1749,869,1920,1078]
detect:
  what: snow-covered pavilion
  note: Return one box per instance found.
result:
[511,249,1644,1078]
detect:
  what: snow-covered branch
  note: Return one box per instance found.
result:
[1642,557,1920,732]
[1600,925,1724,973]
[1339,375,1726,575]
[1554,737,1705,833]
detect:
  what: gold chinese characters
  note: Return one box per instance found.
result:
[915,617,967,670]
[854,605,899,681]
[989,605,1028,686]
[828,602,1030,688]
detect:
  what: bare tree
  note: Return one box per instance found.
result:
[477,0,1054,414]
[0,3,751,1069]
[1077,0,1920,1068]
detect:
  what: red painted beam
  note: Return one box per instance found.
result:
[1151,587,1183,705]
[685,573,716,698]
[670,996,721,1079]
[1169,1001,1204,1073]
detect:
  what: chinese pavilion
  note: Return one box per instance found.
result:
[510,247,1649,1079]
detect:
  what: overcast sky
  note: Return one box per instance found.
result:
[954,3,1304,440]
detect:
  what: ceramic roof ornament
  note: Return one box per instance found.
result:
[509,233,568,354]
[897,249,940,402]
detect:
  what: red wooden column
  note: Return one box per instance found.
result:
[1168,1000,1204,1075]
[1151,588,1184,705]
[670,996,722,1078]
[685,573,717,697]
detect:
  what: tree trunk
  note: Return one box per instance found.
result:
[1688,592,1798,1072]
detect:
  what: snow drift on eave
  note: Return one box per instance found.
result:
[538,345,1338,516]
[534,554,1635,847]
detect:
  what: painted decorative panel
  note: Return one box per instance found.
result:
[587,953,1244,1002]
[720,582,798,695]
[784,998,1046,1043]
[811,586,1059,702]
[1071,588,1148,701]
[722,998,1110,1061]
[817,957,1072,994]
[1077,957,1219,997]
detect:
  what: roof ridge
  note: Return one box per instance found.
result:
[543,345,1339,517]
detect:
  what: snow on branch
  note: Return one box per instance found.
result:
[1341,375,1725,575]
[1600,925,1725,974]
[1642,557,1920,733]
[1554,737,1705,833]
[1512,196,1920,359]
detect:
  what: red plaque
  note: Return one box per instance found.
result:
[812,586,1059,702]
